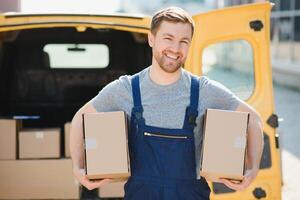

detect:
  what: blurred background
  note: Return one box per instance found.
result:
[1,0,299,199]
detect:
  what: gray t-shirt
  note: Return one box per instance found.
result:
[91,67,241,178]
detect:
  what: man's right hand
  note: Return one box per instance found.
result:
[73,168,112,190]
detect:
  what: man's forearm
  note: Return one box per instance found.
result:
[235,102,264,170]
[70,101,97,172]
[246,112,264,170]
[70,110,85,171]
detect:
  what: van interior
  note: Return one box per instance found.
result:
[0,27,151,155]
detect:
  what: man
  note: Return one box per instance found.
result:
[70,7,263,200]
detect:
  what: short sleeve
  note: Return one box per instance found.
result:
[90,75,132,112]
[91,80,120,112]
[200,76,241,111]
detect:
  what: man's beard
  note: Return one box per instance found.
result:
[154,51,183,73]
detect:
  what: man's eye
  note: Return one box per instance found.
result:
[181,41,189,44]
[164,37,171,40]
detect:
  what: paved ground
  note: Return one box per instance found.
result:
[273,83,300,200]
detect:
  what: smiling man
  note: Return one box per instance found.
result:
[70,7,264,200]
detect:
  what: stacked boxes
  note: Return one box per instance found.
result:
[0,159,79,199]
[0,118,79,199]
[0,119,22,160]
[0,111,131,199]
[19,128,61,159]
[64,122,71,157]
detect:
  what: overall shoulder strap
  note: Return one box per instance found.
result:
[183,75,200,130]
[190,76,200,111]
[131,74,142,108]
[131,74,144,123]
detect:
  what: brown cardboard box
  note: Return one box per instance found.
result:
[19,128,61,159]
[64,122,71,157]
[0,119,22,160]
[0,159,79,199]
[200,109,249,182]
[99,181,126,198]
[83,111,130,179]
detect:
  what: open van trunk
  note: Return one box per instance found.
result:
[0,27,151,129]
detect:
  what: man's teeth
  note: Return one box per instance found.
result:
[166,54,178,59]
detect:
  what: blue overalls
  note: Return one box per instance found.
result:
[124,74,211,200]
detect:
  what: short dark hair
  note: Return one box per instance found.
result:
[151,7,195,37]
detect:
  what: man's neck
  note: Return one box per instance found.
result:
[149,64,182,86]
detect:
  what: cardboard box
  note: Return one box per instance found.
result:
[200,109,249,182]
[0,159,79,199]
[19,128,61,159]
[64,122,71,157]
[0,119,22,160]
[99,181,126,198]
[83,111,130,179]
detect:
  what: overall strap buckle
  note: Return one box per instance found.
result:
[188,115,197,126]
[185,107,198,128]
[132,106,144,120]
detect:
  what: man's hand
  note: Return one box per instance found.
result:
[73,168,112,190]
[219,167,259,191]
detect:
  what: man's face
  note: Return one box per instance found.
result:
[148,21,192,73]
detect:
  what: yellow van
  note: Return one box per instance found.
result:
[0,2,281,199]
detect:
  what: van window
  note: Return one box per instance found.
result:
[43,44,109,69]
[202,40,254,100]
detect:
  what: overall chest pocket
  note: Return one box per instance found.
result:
[143,131,195,179]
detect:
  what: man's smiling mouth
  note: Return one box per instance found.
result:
[165,53,179,60]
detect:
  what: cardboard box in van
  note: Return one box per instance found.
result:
[0,159,79,199]
[99,181,126,198]
[0,119,22,160]
[19,128,61,159]
[200,109,249,182]
[83,111,130,180]
[64,122,71,157]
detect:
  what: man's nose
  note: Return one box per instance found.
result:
[169,42,181,53]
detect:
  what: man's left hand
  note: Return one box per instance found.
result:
[219,168,259,191]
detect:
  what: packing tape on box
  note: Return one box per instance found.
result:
[85,138,97,150]
[233,137,246,149]
[35,131,44,139]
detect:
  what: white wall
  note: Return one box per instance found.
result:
[0,0,20,12]
[20,0,121,13]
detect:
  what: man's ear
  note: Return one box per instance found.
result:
[148,32,154,47]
